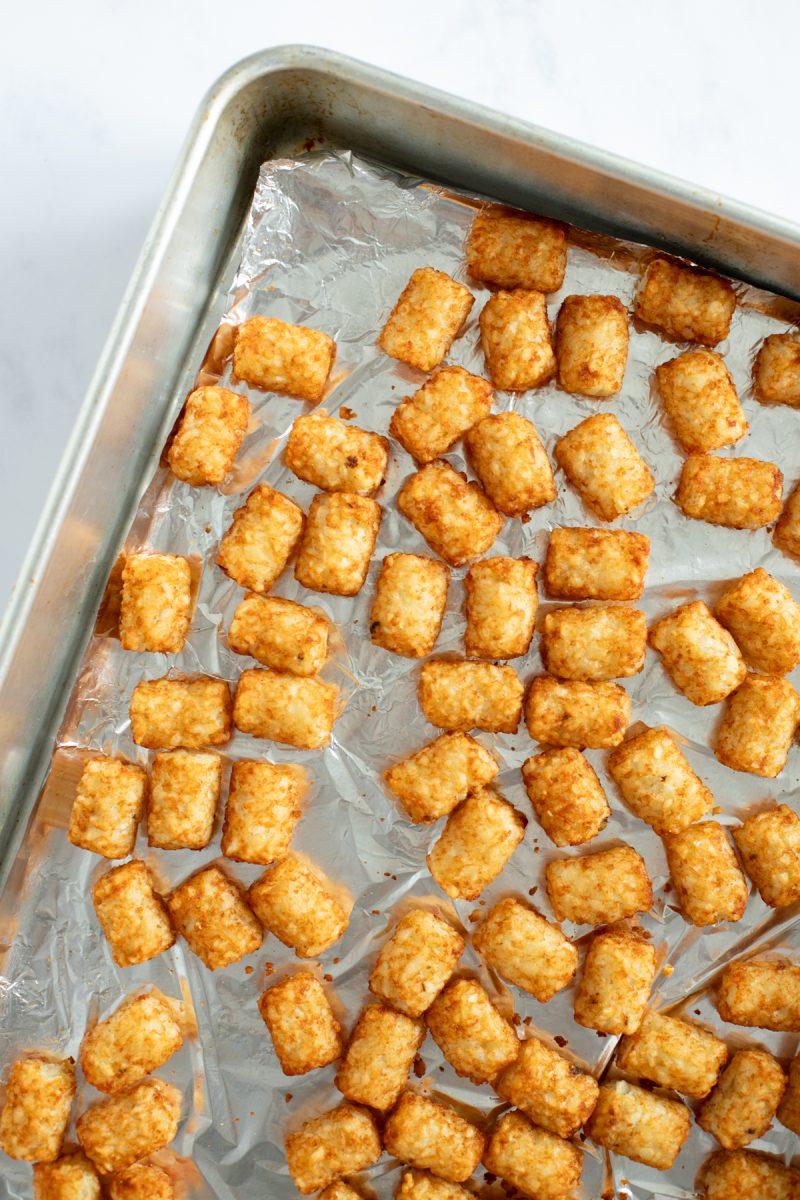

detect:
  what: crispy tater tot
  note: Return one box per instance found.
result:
[33,1149,101,1199]
[664,821,748,927]
[480,289,556,391]
[369,909,464,1018]
[167,864,262,970]
[698,1049,786,1150]
[68,757,147,860]
[634,257,736,346]
[649,600,746,706]
[92,860,175,967]
[396,1169,473,1200]
[390,366,493,464]
[774,481,800,559]
[426,979,518,1085]
[555,293,629,398]
[258,971,342,1076]
[464,556,537,660]
[574,925,656,1034]
[233,315,335,401]
[285,411,389,494]
[522,747,610,847]
[524,677,629,749]
[466,212,566,292]
[616,1010,728,1098]
[217,484,305,594]
[586,1080,691,1170]
[427,787,525,901]
[697,1148,800,1199]
[129,676,232,750]
[397,460,503,567]
[419,660,523,734]
[228,593,329,677]
[80,991,184,1095]
[147,750,221,850]
[608,726,713,836]
[555,413,654,522]
[717,959,800,1031]
[656,350,747,453]
[0,1056,75,1163]
[294,492,381,596]
[544,527,650,601]
[76,1078,181,1175]
[777,1055,800,1134]
[545,844,652,926]
[248,854,349,958]
[336,1004,425,1111]
[384,733,498,824]
[382,1092,484,1183]
[753,331,800,406]
[482,1110,583,1200]
[119,554,193,653]
[108,1162,174,1200]
[285,1103,381,1194]
[221,760,304,865]
[167,385,249,487]
[464,411,556,516]
[379,267,474,372]
[472,897,578,1002]
[319,1181,364,1200]
[233,668,338,750]
[370,553,449,658]
[676,454,783,529]
[715,568,800,675]
[496,1035,599,1138]
[714,674,800,778]
[542,605,646,682]
[733,804,800,908]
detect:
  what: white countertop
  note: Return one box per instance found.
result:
[2,0,799,615]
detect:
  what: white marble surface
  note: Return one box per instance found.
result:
[2,0,799,616]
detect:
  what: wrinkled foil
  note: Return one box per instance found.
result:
[2,150,800,1200]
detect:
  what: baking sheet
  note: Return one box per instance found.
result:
[2,149,800,1199]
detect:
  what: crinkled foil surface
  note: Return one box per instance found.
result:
[2,150,800,1200]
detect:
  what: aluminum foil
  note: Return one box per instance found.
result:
[2,149,800,1200]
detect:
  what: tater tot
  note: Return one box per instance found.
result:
[733,804,800,908]
[129,676,232,750]
[616,1010,728,1098]
[382,1092,484,1183]
[320,1183,364,1200]
[574,925,656,1034]
[656,349,747,453]
[585,1080,691,1171]
[522,748,609,847]
[396,1169,473,1200]
[294,492,381,596]
[0,1056,75,1163]
[698,1149,800,1199]
[545,845,652,926]
[147,751,221,850]
[370,553,449,658]
[698,1049,786,1150]
[233,315,335,402]
[472,897,578,1002]
[482,1110,582,1200]
[608,726,713,835]
[774,481,800,559]
[634,257,736,346]
[248,854,349,958]
[715,568,800,675]
[427,787,525,901]
[167,385,249,487]
[285,411,389,495]
[390,366,493,464]
[466,212,566,292]
[496,1036,599,1138]
[714,674,800,777]
[285,1103,381,1194]
[217,484,305,594]
[76,1078,181,1175]
[118,554,193,654]
[108,1162,174,1200]
[228,593,329,677]
[80,992,184,1094]
[555,294,629,398]
[397,460,503,567]
[554,413,654,522]
[524,677,629,749]
[384,733,498,824]
[68,757,147,860]
[676,454,783,529]
[167,864,262,970]
[426,979,518,1085]
[464,556,537,660]
[664,821,748,927]
[542,605,646,682]
[258,971,342,1076]
[544,527,650,601]
[464,410,556,516]
[221,760,304,865]
[754,331,800,406]
[92,860,175,967]
[369,909,464,1018]
[717,959,800,1031]
[480,289,556,391]
[233,668,338,750]
[33,1149,101,1199]
[336,1004,425,1110]
[419,660,523,734]
[777,1055,800,1134]
[649,600,746,706]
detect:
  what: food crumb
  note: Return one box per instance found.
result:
[323,973,333,983]
[285,1092,293,1103]
[371,909,380,916]
[339,406,357,420]
[264,962,274,977]
[528,887,538,896]
[413,1055,425,1078]
[554,1035,568,1047]
[332,958,340,965]
[469,911,482,923]
[244,965,253,975]
[662,963,674,976]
